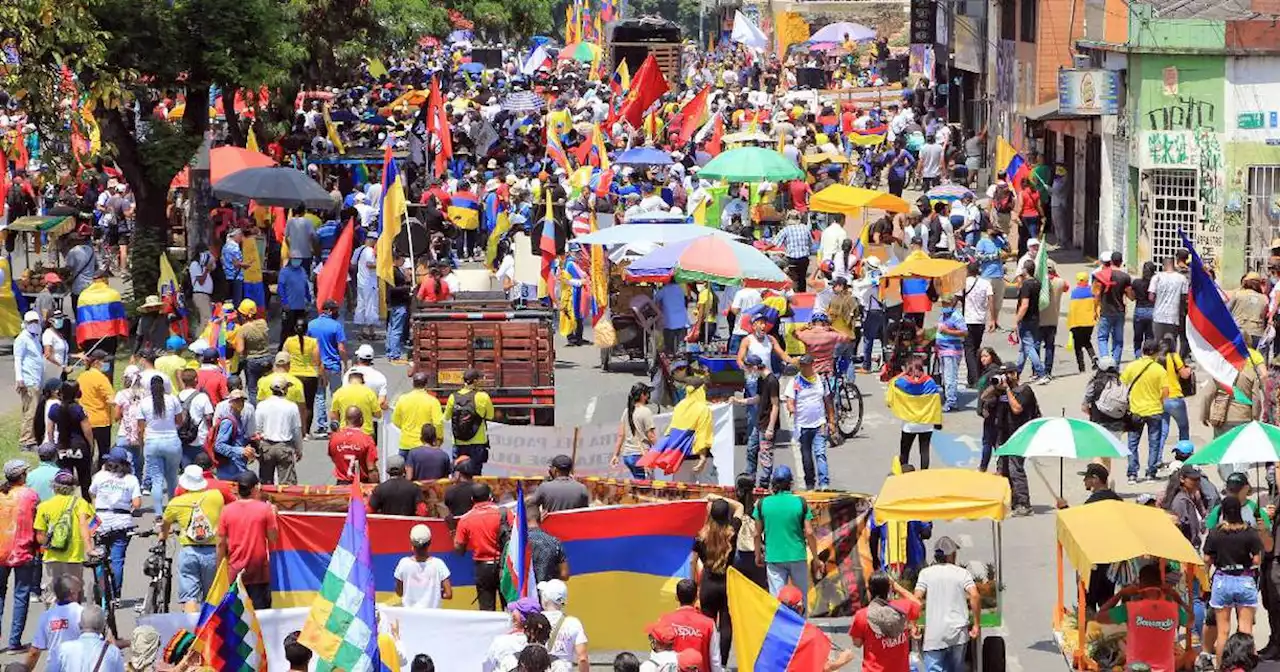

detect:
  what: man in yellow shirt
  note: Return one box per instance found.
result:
[161,465,226,612]
[1121,339,1169,485]
[444,368,494,474]
[257,351,309,431]
[77,349,116,463]
[331,370,381,437]
[33,470,95,602]
[391,372,444,456]
[155,335,189,390]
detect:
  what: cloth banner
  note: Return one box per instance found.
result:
[141,606,508,671]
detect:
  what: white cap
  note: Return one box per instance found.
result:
[22,311,38,323]
[355,344,376,360]
[537,579,568,607]
[1027,238,1041,247]
[177,465,208,493]
[188,339,210,355]
[409,524,432,546]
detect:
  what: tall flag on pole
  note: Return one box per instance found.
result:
[192,578,268,672]
[706,113,725,156]
[74,281,128,346]
[376,146,407,289]
[298,482,386,672]
[197,560,232,627]
[158,252,189,338]
[546,126,573,173]
[609,60,631,97]
[996,137,1032,187]
[323,107,345,155]
[588,211,607,326]
[539,190,557,297]
[427,77,452,178]
[677,86,711,145]
[499,482,537,603]
[245,127,261,153]
[1181,230,1253,395]
[619,54,669,128]
[316,219,357,312]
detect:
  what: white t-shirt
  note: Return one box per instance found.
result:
[178,389,215,447]
[782,374,826,429]
[139,369,174,395]
[189,254,214,294]
[963,277,992,325]
[639,651,680,672]
[393,556,451,609]
[33,602,83,653]
[42,329,68,366]
[44,400,61,446]
[544,610,588,663]
[89,471,141,532]
[916,562,977,651]
[1149,271,1188,325]
[139,394,183,438]
[730,287,762,336]
[355,246,378,289]
[483,633,529,672]
[497,255,517,301]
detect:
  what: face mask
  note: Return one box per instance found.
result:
[289,259,302,268]
[26,324,39,335]
[100,363,111,373]
[53,318,65,328]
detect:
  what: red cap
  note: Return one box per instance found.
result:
[676,648,703,670]
[645,622,676,645]
[777,584,805,609]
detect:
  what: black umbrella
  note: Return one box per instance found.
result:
[211,167,335,209]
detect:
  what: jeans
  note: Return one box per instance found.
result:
[1096,314,1124,363]
[244,356,273,407]
[0,561,38,648]
[101,529,129,595]
[386,305,408,359]
[796,426,829,489]
[940,355,960,410]
[228,278,244,307]
[144,433,183,509]
[621,454,647,479]
[177,545,219,605]
[745,425,777,487]
[313,368,343,434]
[118,439,144,485]
[861,310,885,368]
[766,561,810,612]
[1159,397,1190,453]
[923,643,968,672]
[1038,325,1058,376]
[1016,326,1044,378]
[1133,306,1154,357]
[1126,415,1163,478]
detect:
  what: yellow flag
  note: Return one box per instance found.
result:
[367,57,389,79]
[198,559,231,623]
[323,106,345,154]
[246,127,261,153]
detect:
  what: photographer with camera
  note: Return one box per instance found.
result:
[981,362,1039,516]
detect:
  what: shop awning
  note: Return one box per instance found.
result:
[1056,500,1201,585]
[1025,99,1099,121]
[874,469,1010,523]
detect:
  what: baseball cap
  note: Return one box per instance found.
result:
[645,622,677,645]
[832,277,849,287]
[355,344,375,360]
[237,298,257,316]
[274,351,292,366]
[22,311,38,323]
[270,378,293,393]
[409,524,433,547]
[165,335,186,351]
[1027,237,1041,247]
[386,454,406,474]
[1083,463,1109,482]
[507,597,542,617]
[934,536,960,556]
[53,470,77,486]
[537,579,568,607]
[37,443,58,462]
[228,389,248,401]
[809,312,830,324]
[777,584,805,609]
[550,455,574,471]
[797,354,814,365]
[105,447,131,464]
[772,465,794,485]
[676,649,704,671]
[3,459,29,480]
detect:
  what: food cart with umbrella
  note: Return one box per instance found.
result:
[699,147,805,236]
[6,215,77,298]
[810,184,911,257]
[878,256,967,375]
[873,469,1012,672]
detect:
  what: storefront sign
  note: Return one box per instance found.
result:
[1057,69,1120,116]
[909,0,937,44]
[1239,112,1265,130]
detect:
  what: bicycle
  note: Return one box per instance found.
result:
[136,531,173,617]
[831,354,864,439]
[86,527,156,640]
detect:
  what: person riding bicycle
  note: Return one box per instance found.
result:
[88,448,141,596]
[160,465,226,614]
[793,313,852,389]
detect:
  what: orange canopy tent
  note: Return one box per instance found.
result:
[171,146,275,189]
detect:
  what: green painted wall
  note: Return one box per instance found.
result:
[1132,54,1225,130]
[1129,6,1227,50]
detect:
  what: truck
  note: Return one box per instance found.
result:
[609,16,682,84]
[411,292,556,426]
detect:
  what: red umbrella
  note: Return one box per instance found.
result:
[170,146,275,189]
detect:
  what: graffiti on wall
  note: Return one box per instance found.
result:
[1146,132,1192,166]
[1196,128,1224,255]
[1147,96,1216,131]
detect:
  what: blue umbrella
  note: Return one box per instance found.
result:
[614,147,673,166]
[459,62,485,75]
[328,109,361,123]
[502,91,545,113]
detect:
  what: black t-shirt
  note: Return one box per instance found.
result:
[1017,278,1041,330]
[1085,489,1122,504]
[404,446,451,481]
[444,481,475,517]
[1098,269,1131,318]
[1131,276,1154,309]
[996,384,1040,442]
[368,478,425,517]
[691,517,743,578]
[1203,527,1263,572]
[756,374,781,428]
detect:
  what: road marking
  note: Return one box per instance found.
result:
[584,396,597,423]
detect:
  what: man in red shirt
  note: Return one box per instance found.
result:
[453,483,503,611]
[658,579,719,672]
[328,406,378,485]
[787,179,811,213]
[217,471,279,609]
[1096,563,1187,672]
[842,571,922,672]
[195,349,230,406]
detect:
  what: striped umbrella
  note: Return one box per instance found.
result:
[926,184,975,203]
[558,42,601,63]
[501,91,546,113]
[1183,422,1280,467]
[624,236,790,289]
[994,417,1129,459]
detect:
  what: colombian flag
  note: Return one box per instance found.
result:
[885,372,943,426]
[727,567,832,671]
[997,136,1032,187]
[449,190,481,231]
[610,60,631,97]
[637,386,713,474]
[376,146,407,287]
[901,277,932,314]
[74,281,128,345]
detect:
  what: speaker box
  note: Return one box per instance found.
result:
[471,48,502,69]
[796,67,828,90]
[883,57,906,84]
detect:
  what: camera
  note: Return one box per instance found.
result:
[991,374,1006,388]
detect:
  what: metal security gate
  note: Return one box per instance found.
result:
[1244,165,1280,273]
[1140,169,1198,265]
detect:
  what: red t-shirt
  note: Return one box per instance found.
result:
[454,501,502,561]
[659,606,716,672]
[417,278,452,303]
[1019,188,1040,217]
[217,499,278,585]
[328,427,377,483]
[196,369,229,407]
[1118,597,1181,672]
[848,599,921,672]
[174,470,237,502]
[788,180,811,213]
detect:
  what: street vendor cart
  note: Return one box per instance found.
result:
[874,469,1011,672]
[1054,500,1203,671]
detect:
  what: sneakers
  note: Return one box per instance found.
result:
[1011,505,1033,517]
[1036,375,1053,385]
[1127,476,1138,486]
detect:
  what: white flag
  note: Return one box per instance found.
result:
[521,45,551,76]
[731,10,768,51]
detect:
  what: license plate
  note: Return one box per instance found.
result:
[438,370,464,385]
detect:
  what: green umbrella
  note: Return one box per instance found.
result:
[1183,421,1280,466]
[697,147,805,183]
[993,417,1129,460]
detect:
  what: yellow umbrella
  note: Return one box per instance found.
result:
[810,184,911,214]
[1056,500,1201,581]
[167,104,219,120]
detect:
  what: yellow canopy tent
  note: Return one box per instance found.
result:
[801,153,850,168]
[879,255,968,300]
[1054,500,1202,669]
[873,469,1010,523]
[810,184,911,215]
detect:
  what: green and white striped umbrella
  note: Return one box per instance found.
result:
[993,417,1130,459]
[1183,421,1280,466]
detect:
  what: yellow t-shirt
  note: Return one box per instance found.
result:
[284,336,320,378]
[34,495,96,564]
[257,371,307,406]
[391,389,445,450]
[1164,353,1187,400]
[162,490,226,546]
[77,368,115,428]
[1121,356,1168,418]
[156,354,189,391]
[444,387,494,446]
[332,383,381,435]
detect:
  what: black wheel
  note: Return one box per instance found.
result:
[981,636,1006,672]
[837,382,864,438]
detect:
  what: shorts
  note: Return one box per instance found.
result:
[1209,572,1260,609]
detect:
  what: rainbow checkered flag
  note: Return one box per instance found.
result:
[192,578,266,672]
[298,483,387,672]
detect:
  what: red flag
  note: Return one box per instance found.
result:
[619,54,669,129]
[706,114,725,156]
[677,87,710,146]
[428,77,453,178]
[316,218,356,312]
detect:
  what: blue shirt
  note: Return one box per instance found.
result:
[221,239,244,281]
[976,237,1005,279]
[14,329,43,387]
[48,633,125,672]
[770,223,813,260]
[307,314,347,371]
[212,412,248,480]
[936,308,965,355]
[654,283,691,331]
[277,264,312,311]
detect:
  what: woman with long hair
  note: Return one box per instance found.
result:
[975,347,1004,472]
[1220,632,1260,671]
[610,383,656,479]
[138,375,186,508]
[692,499,739,665]
[89,448,141,595]
[728,474,766,588]
[284,315,322,436]
[1130,261,1156,358]
[50,381,94,498]
[1204,496,1263,662]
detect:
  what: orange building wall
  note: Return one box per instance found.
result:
[1035,0,1086,104]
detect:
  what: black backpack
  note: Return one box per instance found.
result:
[177,391,205,446]
[451,389,483,442]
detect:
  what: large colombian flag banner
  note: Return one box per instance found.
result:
[271,499,707,651]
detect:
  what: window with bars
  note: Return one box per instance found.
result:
[1244,165,1280,273]
[1140,169,1198,265]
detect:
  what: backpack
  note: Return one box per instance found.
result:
[1094,375,1130,419]
[451,389,483,442]
[993,184,1015,213]
[183,493,216,543]
[177,391,205,446]
[46,498,76,552]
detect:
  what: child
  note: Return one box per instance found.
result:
[394,524,453,609]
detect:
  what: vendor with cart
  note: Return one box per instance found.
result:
[1094,563,1189,672]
